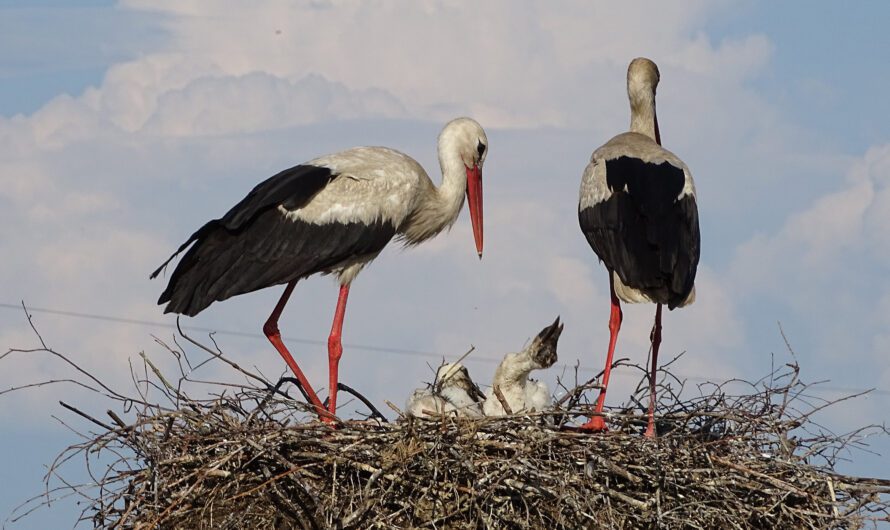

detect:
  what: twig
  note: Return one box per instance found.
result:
[58,401,114,431]
[492,385,513,415]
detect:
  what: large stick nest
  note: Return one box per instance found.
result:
[6,319,890,529]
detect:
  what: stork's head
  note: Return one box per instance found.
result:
[526,316,563,369]
[627,57,660,99]
[439,117,487,258]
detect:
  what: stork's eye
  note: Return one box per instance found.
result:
[477,140,486,157]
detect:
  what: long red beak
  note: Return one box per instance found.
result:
[465,165,483,258]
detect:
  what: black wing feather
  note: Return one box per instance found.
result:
[159,212,395,316]
[152,164,397,316]
[150,164,336,280]
[579,156,700,309]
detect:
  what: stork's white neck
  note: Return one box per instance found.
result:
[436,132,470,213]
[493,351,539,388]
[399,131,469,244]
[629,89,658,142]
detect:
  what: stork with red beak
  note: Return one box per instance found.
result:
[151,117,487,421]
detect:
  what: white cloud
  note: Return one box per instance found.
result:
[145,73,407,136]
[668,33,773,80]
[103,0,762,130]
[724,143,890,397]
[731,144,890,296]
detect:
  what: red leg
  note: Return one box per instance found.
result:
[582,273,622,431]
[645,303,663,438]
[262,281,329,421]
[326,284,350,415]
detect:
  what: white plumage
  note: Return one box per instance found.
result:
[483,318,563,416]
[576,57,701,437]
[153,117,488,421]
[406,363,484,418]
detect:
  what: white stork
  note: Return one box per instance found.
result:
[406,362,485,418]
[482,317,562,416]
[151,117,488,421]
[578,58,700,437]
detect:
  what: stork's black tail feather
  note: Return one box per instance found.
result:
[153,209,397,317]
[150,164,341,315]
[150,220,220,281]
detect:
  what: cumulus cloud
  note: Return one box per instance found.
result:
[145,73,407,136]
[725,144,890,397]
[731,144,890,295]
[107,0,769,131]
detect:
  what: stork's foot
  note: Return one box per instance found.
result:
[644,417,657,438]
[579,415,609,432]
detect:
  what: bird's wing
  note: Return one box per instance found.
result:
[579,154,700,308]
[221,164,337,229]
[293,147,425,228]
[150,164,336,279]
[152,148,424,315]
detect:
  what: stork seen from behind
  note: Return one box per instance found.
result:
[578,58,700,437]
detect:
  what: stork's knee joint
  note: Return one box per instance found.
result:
[263,321,279,337]
[328,336,343,360]
[608,308,623,333]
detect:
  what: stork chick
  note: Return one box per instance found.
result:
[406,362,485,418]
[483,317,563,416]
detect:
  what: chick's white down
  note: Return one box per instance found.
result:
[483,317,563,416]
[406,362,484,418]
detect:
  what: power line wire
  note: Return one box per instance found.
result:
[3,301,889,397]
[0,302,497,362]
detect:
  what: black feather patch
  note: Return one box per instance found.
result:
[221,164,336,230]
[579,156,699,309]
[150,165,336,280]
[157,211,396,316]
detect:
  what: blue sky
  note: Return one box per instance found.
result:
[2,1,890,527]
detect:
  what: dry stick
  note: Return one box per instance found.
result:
[587,454,642,484]
[826,479,840,518]
[385,400,404,417]
[58,401,115,431]
[1,378,103,398]
[493,385,513,415]
[336,382,388,422]
[138,351,179,395]
[14,329,890,529]
[712,457,810,498]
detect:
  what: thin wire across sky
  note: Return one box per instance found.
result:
[2,301,888,398]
